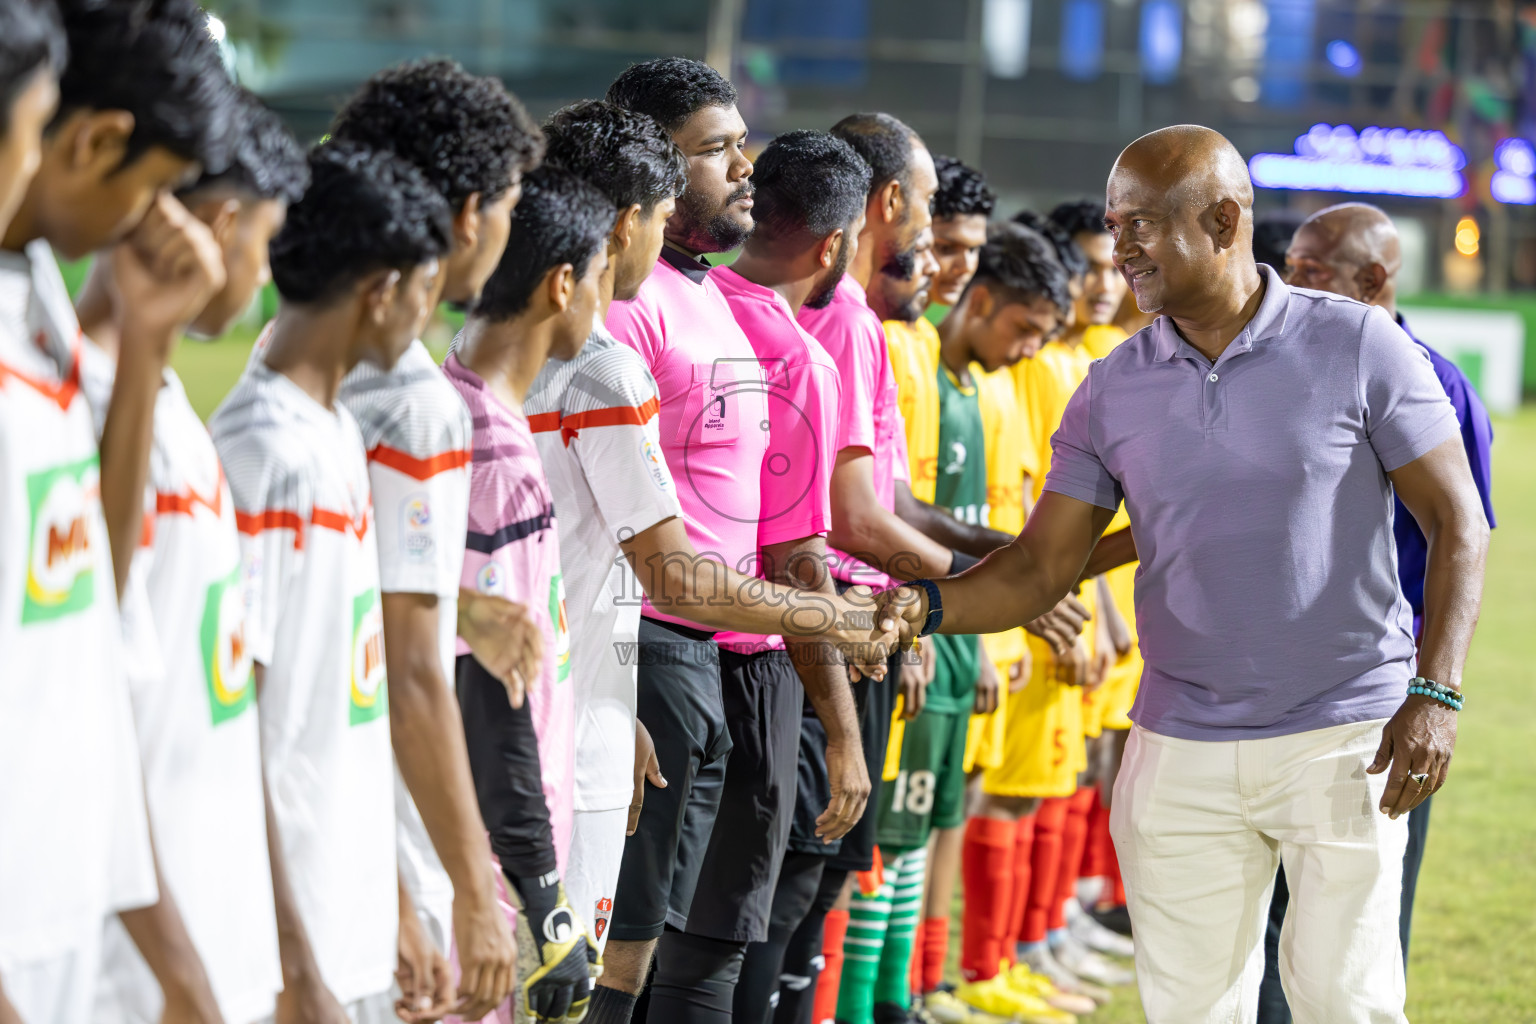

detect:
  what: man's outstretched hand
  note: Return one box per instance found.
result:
[873,585,928,649]
[826,585,900,680]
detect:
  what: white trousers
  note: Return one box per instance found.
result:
[1110,719,1409,1024]
[565,806,629,954]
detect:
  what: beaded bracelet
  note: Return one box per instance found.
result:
[1408,677,1464,711]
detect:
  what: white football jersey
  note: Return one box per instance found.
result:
[526,325,682,813]
[0,244,155,970]
[97,368,282,1022]
[211,363,396,1004]
[338,339,471,944]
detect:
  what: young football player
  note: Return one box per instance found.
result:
[211,140,453,1021]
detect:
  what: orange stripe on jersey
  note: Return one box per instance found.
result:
[367,443,471,481]
[235,504,369,548]
[0,332,83,411]
[310,506,370,540]
[155,467,225,519]
[555,396,661,447]
[139,513,155,550]
[237,509,306,550]
[527,411,562,434]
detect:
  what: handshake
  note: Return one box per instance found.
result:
[812,583,1093,679]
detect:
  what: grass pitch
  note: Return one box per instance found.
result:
[174,334,1536,1022]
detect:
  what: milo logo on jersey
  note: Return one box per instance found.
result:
[23,455,100,624]
[350,588,388,725]
[200,563,254,725]
[547,573,571,684]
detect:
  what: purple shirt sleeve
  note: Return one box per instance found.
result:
[1434,353,1496,527]
[1359,306,1460,473]
[1042,366,1123,511]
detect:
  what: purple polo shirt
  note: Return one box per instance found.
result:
[1043,265,1460,741]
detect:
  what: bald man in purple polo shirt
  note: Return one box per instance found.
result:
[878,126,1490,1023]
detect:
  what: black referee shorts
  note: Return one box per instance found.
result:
[683,645,803,943]
[609,617,731,942]
[782,641,901,871]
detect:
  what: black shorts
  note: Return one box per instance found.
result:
[786,645,902,872]
[610,618,731,942]
[683,646,803,943]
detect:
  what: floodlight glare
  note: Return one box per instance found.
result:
[1249,123,1466,199]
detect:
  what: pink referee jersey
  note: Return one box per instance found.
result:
[443,354,574,871]
[797,274,908,589]
[604,250,770,631]
[713,267,844,653]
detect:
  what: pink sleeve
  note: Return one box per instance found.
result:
[892,412,911,484]
[758,361,839,548]
[834,324,879,455]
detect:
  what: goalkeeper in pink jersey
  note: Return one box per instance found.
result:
[447,164,617,1023]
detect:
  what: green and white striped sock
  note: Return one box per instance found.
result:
[874,846,928,1009]
[835,864,898,1024]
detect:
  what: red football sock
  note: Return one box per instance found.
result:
[960,816,1015,981]
[1003,814,1035,961]
[1050,786,1098,931]
[814,908,849,1023]
[1023,797,1068,943]
[910,917,926,995]
[1081,789,1113,880]
[921,916,948,994]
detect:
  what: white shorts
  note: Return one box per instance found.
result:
[565,806,629,953]
[0,924,102,1024]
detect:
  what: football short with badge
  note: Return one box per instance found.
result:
[565,807,627,953]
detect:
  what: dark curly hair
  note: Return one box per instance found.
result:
[180,88,307,205]
[0,0,66,136]
[472,164,615,322]
[605,57,738,133]
[966,222,1072,315]
[1048,199,1107,240]
[1012,208,1087,280]
[830,112,918,196]
[749,129,870,243]
[542,100,686,215]
[331,57,543,211]
[932,155,994,220]
[269,139,453,306]
[54,0,238,174]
